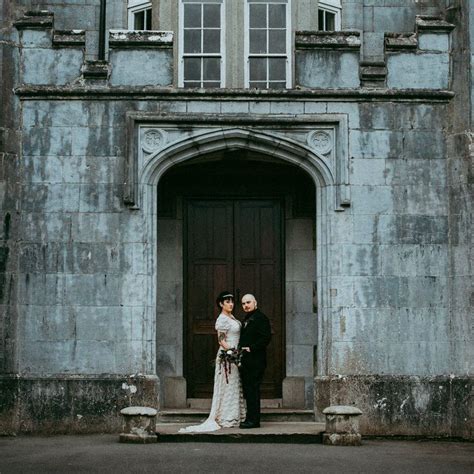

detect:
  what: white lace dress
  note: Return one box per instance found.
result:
[179,314,246,432]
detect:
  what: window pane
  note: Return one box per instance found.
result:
[268,30,286,54]
[326,12,335,31]
[203,4,220,28]
[145,8,152,30]
[269,57,286,81]
[318,9,324,30]
[249,81,266,89]
[184,81,201,88]
[184,4,201,28]
[184,29,202,53]
[203,57,220,81]
[203,29,220,53]
[268,81,286,89]
[269,4,286,28]
[249,57,267,81]
[249,4,266,28]
[134,11,145,30]
[203,81,220,88]
[184,57,201,81]
[249,29,267,54]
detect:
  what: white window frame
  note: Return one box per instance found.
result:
[318,0,341,31]
[178,0,226,88]
[127,0,153,30]
[244,0,292,89]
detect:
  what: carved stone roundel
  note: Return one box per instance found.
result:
[308,130,332,155]
[142,128,164,153]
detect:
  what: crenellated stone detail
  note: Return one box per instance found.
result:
[359,61,387,87]
[81,60,109,81]
[13,10,53,29]
[109,30,173,49]
[52,30,86,47]
[295,31,361,50]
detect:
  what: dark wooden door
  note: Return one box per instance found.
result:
[185,199,284,398]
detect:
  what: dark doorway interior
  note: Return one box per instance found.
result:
[157,151,315,399]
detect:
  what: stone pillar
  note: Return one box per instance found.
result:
[119,407,158,444]
[322,405,362,446]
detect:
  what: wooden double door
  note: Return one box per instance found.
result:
[185,198,284,399]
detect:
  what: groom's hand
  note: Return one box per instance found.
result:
[242,347,251,352]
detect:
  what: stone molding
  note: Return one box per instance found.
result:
[13,10,53,29]
[295,31,361,50]
[124,113,350,211]
[52,30,86,47]
[109,30,173,49]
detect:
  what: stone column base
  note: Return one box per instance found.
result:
[119,406,158,444]
[323,433,362,446]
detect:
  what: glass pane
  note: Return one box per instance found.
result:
[203,29,220,53]
[184,4,201,28]
[268,81,286,89]
[184,29,201,53]
[269,57,286,81]
[249,29,267,54]
[203,81,220,88]
[183,57,201,81]
[269,4,286,28]
[203,57,220,81]
[269,29,286,54]
[145,8,152,30]
[134,11,145,30]
[203,4,220,28]
[318,9,324,30]
[249,57,267,81]
[326,12,336,31]
[184,81,201,88]
[249,81,266,89]
[249,4,266,28]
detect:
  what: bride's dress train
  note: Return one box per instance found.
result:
[179,314,246,433]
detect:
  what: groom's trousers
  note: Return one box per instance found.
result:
[241,366,265,424]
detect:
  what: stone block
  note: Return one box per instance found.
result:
[119,406,158,443]
[387,53,450,89]
[20,29,52,48]
[322,405,362,446]
[282,376,305,408]
[163,376,187,408]
[109,48,173,87]
[296,50,360,89]
[418,32,450,52]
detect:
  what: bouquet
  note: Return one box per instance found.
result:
[218,348,242,384]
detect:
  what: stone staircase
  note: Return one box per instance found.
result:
[155,399,325,443]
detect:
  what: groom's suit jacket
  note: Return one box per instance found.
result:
[239,308,272,375]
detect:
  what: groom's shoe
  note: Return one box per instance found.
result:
[239,421,260,429]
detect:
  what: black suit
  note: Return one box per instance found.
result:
[239,308,272,425]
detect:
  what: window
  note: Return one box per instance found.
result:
[128,0,152,30]
[318,0,341,31]
[245,0,291,89]
[179,0,225,88]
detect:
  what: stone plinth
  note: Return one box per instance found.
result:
[322,405,362,446]
[119,406,158,444]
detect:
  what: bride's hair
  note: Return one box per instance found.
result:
[216,290,234,309]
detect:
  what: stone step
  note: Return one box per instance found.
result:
[185,398,284,409]
[157,408,315,423]
[155,422,325,443]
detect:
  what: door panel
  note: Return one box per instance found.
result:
[186,199,284,398]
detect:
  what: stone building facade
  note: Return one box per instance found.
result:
[0,0,472,438]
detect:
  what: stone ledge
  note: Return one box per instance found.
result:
[14,10,53,30]
[416,15,455,33]
[323,406,362,416]
[385,33,418,51]
[109,30,173,49]
[295,31,361,50]
[52,30,85,47]
[81,60,109,80]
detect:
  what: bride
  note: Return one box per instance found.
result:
[179,291,246,432]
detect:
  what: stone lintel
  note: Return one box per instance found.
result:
[53,30,86,47]
[109,30,173,49]
[385,33,418,51]
[14,11,53,30]
[416,15,455,33]
[295,31,361,50]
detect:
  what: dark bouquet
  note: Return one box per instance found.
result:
[218,348,242,384]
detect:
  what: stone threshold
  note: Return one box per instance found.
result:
[155,422,325,443]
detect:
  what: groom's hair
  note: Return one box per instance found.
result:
[242,293,258,308]
[216,291,234,309]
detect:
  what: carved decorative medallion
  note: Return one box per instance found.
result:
[142,128,165,153]
[308,130,333,155]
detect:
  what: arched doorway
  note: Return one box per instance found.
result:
[156,150,316,404]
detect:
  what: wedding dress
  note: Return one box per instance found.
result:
[179,314,246,432]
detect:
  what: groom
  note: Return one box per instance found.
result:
[239,293,272,429]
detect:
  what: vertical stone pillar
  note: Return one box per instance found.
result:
[322,405,362,446]
[119,407,158,443]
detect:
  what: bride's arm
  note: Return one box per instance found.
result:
[217,331,230,350]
